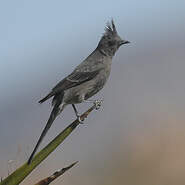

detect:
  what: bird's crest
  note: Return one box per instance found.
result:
[104,19,117,37]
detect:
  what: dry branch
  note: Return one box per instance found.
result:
[0,103,101,185]
[34,161,78,185]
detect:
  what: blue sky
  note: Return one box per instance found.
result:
[1,1,185,184]
[1,0,185,104]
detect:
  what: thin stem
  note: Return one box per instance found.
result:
[34,161,78,185]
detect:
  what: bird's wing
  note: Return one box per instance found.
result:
[39,69,102,103]
[53,69,101,91]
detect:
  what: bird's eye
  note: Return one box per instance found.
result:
[108,41,115,46]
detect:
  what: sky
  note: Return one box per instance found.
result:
[0,0,185,184]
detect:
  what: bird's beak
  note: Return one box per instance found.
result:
[120,40,130,46]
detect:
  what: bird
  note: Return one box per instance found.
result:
[27,19,130,164]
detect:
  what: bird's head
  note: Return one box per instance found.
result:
[97,19,130,56]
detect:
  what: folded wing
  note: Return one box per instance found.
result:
[39,69,102,103]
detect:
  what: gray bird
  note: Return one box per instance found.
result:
[28,19,129,164]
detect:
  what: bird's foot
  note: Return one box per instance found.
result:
[94,99,103,110]
[82,98,103,110]
[77,115,84,124]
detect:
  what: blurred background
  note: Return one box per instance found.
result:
[1,0,185,184]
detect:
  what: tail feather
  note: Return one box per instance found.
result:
[38,93,54,104]
[27,105,60,164]
[28,92,65,165]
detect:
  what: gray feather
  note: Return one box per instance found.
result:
[28,19,129,164]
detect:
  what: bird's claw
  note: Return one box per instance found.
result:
[94,99,103,110]
[77,115,84,124]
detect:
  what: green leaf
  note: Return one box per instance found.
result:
[0,104,97,185]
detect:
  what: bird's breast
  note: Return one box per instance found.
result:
[63,58,112,104]
[84,68,111,100]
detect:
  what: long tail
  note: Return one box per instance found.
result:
[27,104,60,164]
[28,93,64,164]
